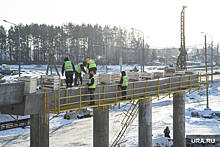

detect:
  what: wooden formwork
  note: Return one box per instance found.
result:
[41,75,60,90]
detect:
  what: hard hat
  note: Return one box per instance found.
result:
[86,58,90,62]
[90,71,94,74]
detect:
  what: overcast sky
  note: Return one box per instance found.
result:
[1,0,220,48]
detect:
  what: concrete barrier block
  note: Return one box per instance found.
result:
[0,81,25,106]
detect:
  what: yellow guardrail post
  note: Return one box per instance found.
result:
[66,89,68,118]
[145,80,148,103]
[200,72,202,87]
[80,87,81,109]
[103,84,106,112]
[44,90,46,123]
[157,79,160,100]
[180,76,182,93]
[116,85,118,104]
[86,87,88,104]
[169,78,171,98]
[133,82,135,100]
[197,72,200,92]
[99,86,101,106]
[189,75,192,94]
[58,89,60,113]
[131,83,133,100]
[55,89,57,113]
[47,90,49,111]
[103,85,105,102]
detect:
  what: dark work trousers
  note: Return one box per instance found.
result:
[89,90,95,104]
[65,73,73,87]
[89,68,97,74]
[74,72,82,85]
[121,86,127,99]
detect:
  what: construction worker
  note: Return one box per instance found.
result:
[62,57,75,88]
[87,71,96,105]
[77,112,93,119]
[74,61,87,86]
[118,71,128,100]
[164,126,171,138]
[86,58,97,74]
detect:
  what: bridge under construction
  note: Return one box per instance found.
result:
[0,72,208,147]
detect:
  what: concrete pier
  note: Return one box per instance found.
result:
[139,98,152,147]
[173,92,185,147]
[30,113,49,147]
[93,106,109,147]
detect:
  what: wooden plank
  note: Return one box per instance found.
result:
[175,71,185,75]
[185,69,194,74]
[154,71,165,78]
[141,72,154,79]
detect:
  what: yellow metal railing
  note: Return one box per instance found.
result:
[41,73,208,123]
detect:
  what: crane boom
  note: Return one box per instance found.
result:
[177,6,187,70]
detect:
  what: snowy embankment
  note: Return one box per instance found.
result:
[0,65,220,147]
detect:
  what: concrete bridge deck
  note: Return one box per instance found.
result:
[0,73,203,116]
[0,73,207,147]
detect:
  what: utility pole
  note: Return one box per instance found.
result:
[105,37,108,73]
[211,39,213,82]
[201,32,213,82]
[204,35,211,110]
[119,33,122,72]
[131,28,145,72]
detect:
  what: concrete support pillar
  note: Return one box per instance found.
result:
[173,92,185,147]
[139,98,152,147]
[93,106,109,147]
[30,113,49,147]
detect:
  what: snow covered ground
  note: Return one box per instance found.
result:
[0,64,220,147]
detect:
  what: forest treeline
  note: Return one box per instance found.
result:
[0,23,178,65]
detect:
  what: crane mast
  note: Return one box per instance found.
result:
[177,6,187,70]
